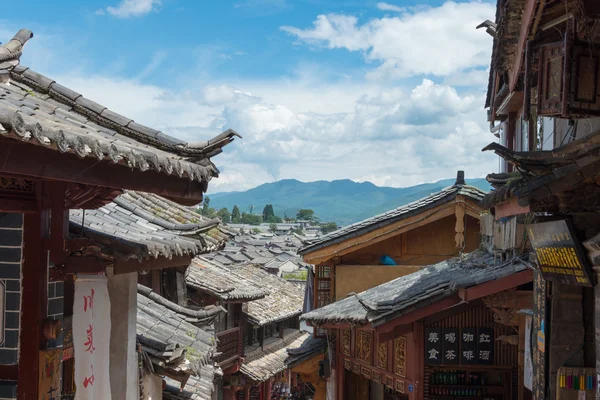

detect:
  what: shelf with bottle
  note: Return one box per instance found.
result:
[429,397,501,400]
[430,386,490,397]
[430,370,502,386]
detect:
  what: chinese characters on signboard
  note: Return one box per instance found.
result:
[424,328,442,365]
[425,327,494,365]
[442,328,459,365]
[527,220,593,286]
[73,275,112,400]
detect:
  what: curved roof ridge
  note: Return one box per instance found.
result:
[299,181,487,255]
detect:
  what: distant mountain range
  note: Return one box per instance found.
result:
[208,178,491,226]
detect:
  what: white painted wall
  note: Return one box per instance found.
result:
[107,269,139,400]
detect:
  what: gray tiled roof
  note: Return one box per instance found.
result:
[301,250,530,327]
[285,335,326,369]
[228,265,304,326]
[163,368,215,400]
[299,183,486,255]
[136,285,223,378]
[69,191,230,261]
[0,29,240,185]
[240,330,311,382]
[186,257,268,301]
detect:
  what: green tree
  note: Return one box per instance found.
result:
[241,212,262,225]
[296,209,315,221]
[262,204,275,221]
[321,222,338,234]
[231,205,241,223]
[269,223,277,233]
[217,207,231,223]
[249,204,254,215]
[252,227,261,234]
[201,196,211,216]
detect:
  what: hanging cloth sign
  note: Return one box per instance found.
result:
[73,275,112,400]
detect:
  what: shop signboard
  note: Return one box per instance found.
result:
[441,328,459,365]
[477,328,493,365]
[424,328,442,365]
[425,327,494,365]
[527,220,593,286]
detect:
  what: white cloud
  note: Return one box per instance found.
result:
[100,0,161,18]
[50,71,495,192]
[281,1,495,79]
[377,2,403,12]
[6,2,497,194]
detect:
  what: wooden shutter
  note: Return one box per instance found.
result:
[568,43,600,117]
[538,41,565,116]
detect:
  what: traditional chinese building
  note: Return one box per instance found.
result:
[298,172,487,321]
[301,249,533,400]
[0,29,239,399]
[479,0,600,399]
[136,284,224,400]
[218,263,322,400]
[186,257,269,393]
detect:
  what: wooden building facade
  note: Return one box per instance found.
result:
[302,250,533,400]
[299,172,487,328]
[0,29,239,399]
[481,1,600,400]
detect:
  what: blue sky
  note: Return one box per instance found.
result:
[2,0,498,192]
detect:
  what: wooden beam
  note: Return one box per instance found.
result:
[481,290,534,309]
[303,203,457,264]
[509,0,538,92]
[0,196,37,213]
[18,213,47,399]
[114,255,192,275]
[458,270,534,302]
[0,140,205,203]
[374,295,462,334]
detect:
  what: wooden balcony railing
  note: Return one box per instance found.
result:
[216,327,242,365]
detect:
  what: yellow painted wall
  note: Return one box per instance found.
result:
[292,353,326,400]
[335,265,422,300]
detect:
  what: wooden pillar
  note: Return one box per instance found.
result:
[507,112,517,173]
[243,387,250,400]
[264,378,272,400]
[337,356,345,400]
[18,213,48,399]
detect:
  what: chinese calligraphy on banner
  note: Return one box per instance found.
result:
[425,327,494,365]
[73,275,112,400]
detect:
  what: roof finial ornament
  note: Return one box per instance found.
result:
[0,29,34,84]
[455,170,465,186]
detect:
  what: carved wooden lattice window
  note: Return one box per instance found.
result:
[314,264,334,338]
[342,329,351,356]
[355,330,372,363]
[394,336,407,377]
[538,41,565,116]
[377,342,388,369]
